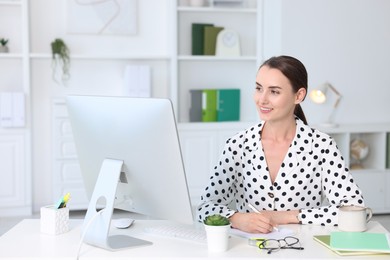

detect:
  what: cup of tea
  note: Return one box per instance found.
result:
[338,205,372,232]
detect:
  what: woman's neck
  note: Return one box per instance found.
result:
[262,118,296,142]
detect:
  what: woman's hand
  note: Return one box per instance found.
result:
[229,212,276,234]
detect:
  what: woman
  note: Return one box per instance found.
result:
[197,55,365,234]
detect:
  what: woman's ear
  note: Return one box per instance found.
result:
[295,88,307,104]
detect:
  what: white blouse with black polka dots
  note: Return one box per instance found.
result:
[197,117,365,226]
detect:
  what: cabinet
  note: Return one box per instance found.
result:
[172,0,261,123]
[0,0,31,216]
[314,124,390,214]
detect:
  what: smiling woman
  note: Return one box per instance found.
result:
[197,55,366,234]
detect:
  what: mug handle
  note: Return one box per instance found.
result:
[366,207,373,222]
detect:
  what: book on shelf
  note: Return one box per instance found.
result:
[192,23,214,55]
[329,232,390,254]
[203,26,224,55]
[313,235,379,256]
[189,89,240,122]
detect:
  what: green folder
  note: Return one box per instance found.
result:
[330,232,390,253]
[217,89,240,122]
[192,23,213,55]
[203,26,224,55]
[202,89,217,122]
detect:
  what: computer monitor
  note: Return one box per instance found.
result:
[66,95,194,251]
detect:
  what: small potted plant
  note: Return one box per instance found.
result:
[203,214,231,252]
[0,38,9,53]
[51,38,70,84]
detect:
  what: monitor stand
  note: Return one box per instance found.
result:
[81,158,152,251]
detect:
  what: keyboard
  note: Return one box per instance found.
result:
[144,224,207,244]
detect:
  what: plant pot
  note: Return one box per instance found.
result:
[0,46,9,53]
[204,224,230,252]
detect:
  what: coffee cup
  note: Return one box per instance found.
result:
[338,205,372,232]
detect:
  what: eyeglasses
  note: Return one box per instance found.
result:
[257,236,304,254]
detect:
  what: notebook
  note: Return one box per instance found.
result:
[313,235,378,256]
[329,232,390,254]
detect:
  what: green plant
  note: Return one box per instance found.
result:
[0,38,8,46]
[51,38,70,83]
[204,214,230,226]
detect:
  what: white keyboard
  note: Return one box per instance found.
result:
[144,224,207,244]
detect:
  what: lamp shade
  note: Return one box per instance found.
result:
[309,89,326,104]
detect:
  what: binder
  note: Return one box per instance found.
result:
[192,23,213,55]
[217,89,240,121]
[203,26,224,55]
[189,90,202,122]
[202,89,217,122]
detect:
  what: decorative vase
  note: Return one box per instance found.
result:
[204,224,230,252]
[0,46,9,53]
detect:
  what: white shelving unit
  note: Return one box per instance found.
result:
[0,0,32,216]
[316,124,390,214]
[172,0,262,123]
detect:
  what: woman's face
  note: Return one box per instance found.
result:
[254,65,305,123]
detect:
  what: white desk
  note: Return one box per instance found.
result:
[0,219,389,259]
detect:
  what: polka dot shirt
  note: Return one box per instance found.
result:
[197,117,365,226]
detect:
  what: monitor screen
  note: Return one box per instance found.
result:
[66,95,194,250]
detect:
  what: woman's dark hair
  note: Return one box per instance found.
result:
[260,55,308,125]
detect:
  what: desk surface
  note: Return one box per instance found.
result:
[0,219,389,259]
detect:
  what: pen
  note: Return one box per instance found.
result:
[248,203,279,232]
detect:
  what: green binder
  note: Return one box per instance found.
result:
[192,23,214,55]
[203,26,224,55]
[202,89,217,122]
[217,89,240,122]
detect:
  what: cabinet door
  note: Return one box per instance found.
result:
[0,133,31,216]
[52,100,89,210]
[352,171,386,213]
[178,130,218,206]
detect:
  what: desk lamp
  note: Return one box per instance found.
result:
[309,82,342,127]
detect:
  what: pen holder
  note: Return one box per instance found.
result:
[40,205,69,235]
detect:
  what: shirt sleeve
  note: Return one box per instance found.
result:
[196,139,238,222]
[298,137,365,226]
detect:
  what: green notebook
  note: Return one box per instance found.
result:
[313,235,379,256]
[330,232,390,254]
[203,26,224,55]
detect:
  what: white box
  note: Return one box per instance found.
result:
[40,205,69,235]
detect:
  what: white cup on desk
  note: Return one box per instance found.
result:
[338,205,372,232]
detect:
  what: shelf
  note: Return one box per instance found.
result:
[177,6,256,13]
[178,55,257,61]
[29,53,170,60]
[0,53,23,59]
[0,1,21,6]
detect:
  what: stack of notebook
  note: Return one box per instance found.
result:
[314,232,390,256]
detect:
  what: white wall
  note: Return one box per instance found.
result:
[30,0,170,212]
[263,0,390,125]
[30,0,390,212]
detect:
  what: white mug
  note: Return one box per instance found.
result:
[338,205,372,232]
